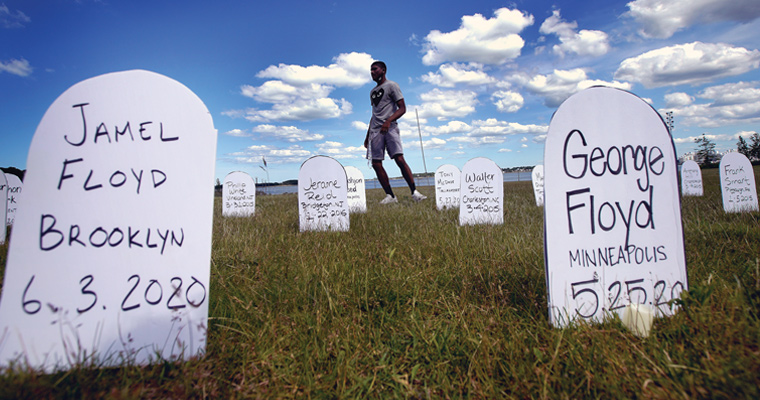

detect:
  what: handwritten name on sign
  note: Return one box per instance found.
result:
[719,153,758,212]
[0,70,218,372]
[435,164,460,210]
[680,160,703,197]
[222,171,255,217]
[543,87,688,327]
[5,173,23,226]
[459,158,503,225]
[0,173,7,244]
[532,165,545,207]
[344,166,367,213]
[298,156,349,232]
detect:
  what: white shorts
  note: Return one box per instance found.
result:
[368,126,403,160]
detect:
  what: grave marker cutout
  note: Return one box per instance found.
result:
[680,160,703,197]
[298,156,349,232]
[344,166,367,213]
[543,86,688,327]
[0,70,218,371]
[532,165,545,207]
[0,172,7,244]
[435,164,461,210]
[459,157,503,225]
[222,171,256,217]
[5,173,22,226]
[719,153,758,212]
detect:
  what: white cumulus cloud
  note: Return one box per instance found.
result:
[614,42,760,88]
[415,88,479,120]
[626,0,760,39]
[351,121,368,131]
[225,144,313,165]
[430,118,546,146]
[0,4,30,28]
[241,81,332,103]
[0,58,32,77]
[223,128,250,137]
[421,8,534,65]
[470,118,548,137]
[664,92,693,107]
[404,137,448,151]
[232,53,372,123]
[514,68,631,107]
[421,63,495,87]
[539,10,610,57]
[491,90,524,113]
[256,52,374,88]
[664,81,760,128]
[315,141,364,160]
[427,121,472,136]
[243,98,352,122]
[252,124,325,142]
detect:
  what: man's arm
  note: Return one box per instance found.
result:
[380,98,406,133]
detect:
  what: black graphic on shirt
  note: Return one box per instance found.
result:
[371,88,384,107]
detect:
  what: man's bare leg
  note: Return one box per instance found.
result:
[393,154,416,193]
[372,160,394,197]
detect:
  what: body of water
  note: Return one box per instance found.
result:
[259,171,532,195]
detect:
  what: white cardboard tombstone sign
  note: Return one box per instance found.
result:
[680,160,703,197]
[543,86,688,327]
[344,166,367,213]
[719,152,758,212]
[222,171,256,217]
[459,157,503,225]
[0,172,7,244]
[5,173,23,226]
[435,164,461,210]
[0,70,217,372]
[532,165,545,207]
[298,156,349,232]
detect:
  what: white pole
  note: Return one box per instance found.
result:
[416,108,428,175]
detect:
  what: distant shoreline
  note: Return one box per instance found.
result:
[248,170,535,195]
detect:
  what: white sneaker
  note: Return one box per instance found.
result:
[412,190,427,202]
[380,194,398,204]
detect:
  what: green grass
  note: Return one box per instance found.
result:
[1,166,759,398]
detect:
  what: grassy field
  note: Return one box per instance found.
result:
[0,166,759,398]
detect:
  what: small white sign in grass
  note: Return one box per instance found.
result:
[5,173,22,226]
[543,87,688,328]
[435,164,460,210]
[459,157,503,225]
[344,166,367,213]
[680,160,703,197]
[719,153,758,213]
[222,171,256,217]
[0,172,7,244]
[532,165,545,207]
[0,70,218,372]
[298,156,349,232]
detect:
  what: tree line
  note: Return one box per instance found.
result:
[693,132,760,166]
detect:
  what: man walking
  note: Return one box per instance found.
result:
[364,61,426,204]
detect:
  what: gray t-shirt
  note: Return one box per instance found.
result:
[369,80,404,134]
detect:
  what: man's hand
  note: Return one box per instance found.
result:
[380,120,392,134]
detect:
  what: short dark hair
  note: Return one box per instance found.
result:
[372,61,387,72]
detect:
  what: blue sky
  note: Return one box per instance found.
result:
[1,0,759,183]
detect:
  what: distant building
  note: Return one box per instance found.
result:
[679,152,696,162]
[679,149,735,164]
